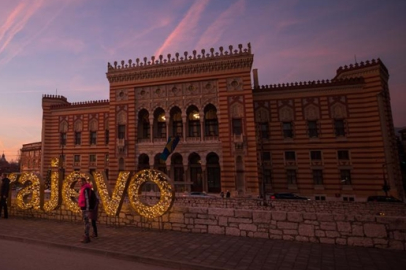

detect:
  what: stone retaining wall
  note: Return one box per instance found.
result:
[8,196,406,250]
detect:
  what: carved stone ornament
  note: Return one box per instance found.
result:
[227,77,243,91]
[255,108,270,122]
[89,119,98,131]
[60,121,68,133]
[279,107,294,122]
[201,81,217,94]
[304,104,320,120]
[230,103,244,118]
[117,111,127,125]
[74,120,82,132]
[116,89,129,101]
[136,87,151,100]
[331,103,347,119]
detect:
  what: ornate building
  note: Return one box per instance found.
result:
[35,43,403,201]
[20,142,42,175]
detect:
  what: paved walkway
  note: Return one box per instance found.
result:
[0,216,405,270]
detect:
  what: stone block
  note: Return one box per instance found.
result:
[254,231,269,239]
[317,214,334,221]
[336,238,347,245]
[272,211,287,221]
[228,217,252,224]
[298,224,315,237]
[393,231,406,241]
[283,235,295,241]
[194,219,218,225]
[295,236,309,242]
[208,208,234,216]
[218,216,228,226]
[326,231,340,238]
[287,212,303,222]
[334,214,346,221]
[277,221,298,230]
[270,229,283,235]
[269,234,282,240]
[283,229,298,235]
[347,237,373,247]
[169,213,184,223]
[364,223,387,238]
[388,240,404,250]
[208,225,224,234]
[320,222,336,231]
[315,230,325,237]
[303,213,317,220]
[239,223,257,232]
[253,211,271,223]
[337,221,351,232]
[320,238,335,244]
[189,207,208,214]
[351,225,364,236]
[235,210,253,218]
[354,215,375,222]
[373,238,388,246]
[225,227,240,236]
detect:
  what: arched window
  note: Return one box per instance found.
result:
[204,105,218,136]
[187,106,200,137]
[170,107,182,137]
[189,153,202,192]
[154,108,166,138]
[207,153,221,193]
[138,154,150,171]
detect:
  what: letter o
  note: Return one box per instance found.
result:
[128,169,174,219]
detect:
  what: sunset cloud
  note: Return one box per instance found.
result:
[155,0,210,57]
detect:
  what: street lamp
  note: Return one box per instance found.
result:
[382,163,391,197]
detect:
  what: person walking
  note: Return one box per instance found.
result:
[78,177,95,243]
[89,189,99,238]
[0,173,10,219]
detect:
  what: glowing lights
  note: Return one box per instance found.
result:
[128,169,174,219]
[43,171,61,212]
[92,171,130,216]
[16,173,41,210]
[10,166,175,219]
[62,171,89,214]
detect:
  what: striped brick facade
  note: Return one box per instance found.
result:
[31,44,402,201]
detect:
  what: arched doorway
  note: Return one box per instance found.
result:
[138,154,150,171]
[207,153,221,193]
[189,153,202,192]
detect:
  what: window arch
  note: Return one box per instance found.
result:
[187,106,200,137]
[154,108,166,138]
[138,154,150,171]
[204,104,218,137]
[170,107,182,137]
[189,153,202,192]
[138,109,150,140]
[207,153,221,193]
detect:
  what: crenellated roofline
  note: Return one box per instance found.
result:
[334,58,388,79]
[253,77,364,92]
[42,94,68,102]
[106,43,253,83]
[50,99,109,109]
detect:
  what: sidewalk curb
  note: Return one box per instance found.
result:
[0,234,227,270]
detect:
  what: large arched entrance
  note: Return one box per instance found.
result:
[207,153,221,193]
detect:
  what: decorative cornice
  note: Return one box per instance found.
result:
[334,58,388,79]
[106,43,253,83]
[50,99,109,109]
[42,94,67,102]
[253,77,364,92]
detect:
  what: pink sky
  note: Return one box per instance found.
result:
[0,0,405,161]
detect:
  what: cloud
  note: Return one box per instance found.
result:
[155,0,210,57]
[0,0,70,67]
[195,0,245,50]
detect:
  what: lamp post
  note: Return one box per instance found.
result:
[382,163,391,197]
[256,119,266,204]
